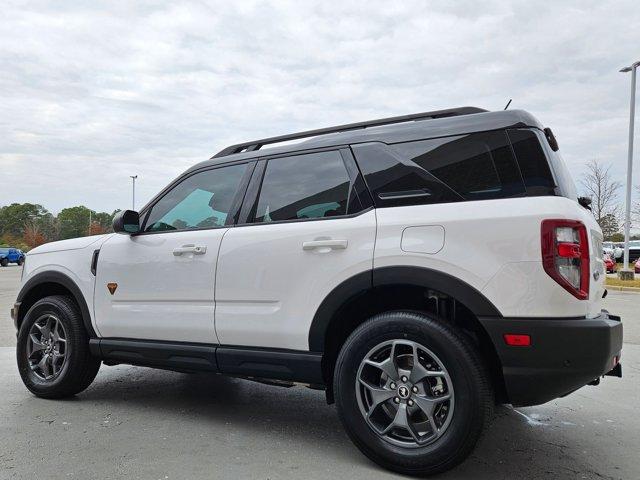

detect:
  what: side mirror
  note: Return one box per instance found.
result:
[113,210,141,234]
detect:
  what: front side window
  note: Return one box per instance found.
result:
[254,151,351,223]
[144,163,247,232]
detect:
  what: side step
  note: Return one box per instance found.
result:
[89,338,217,373]
[89,338,325,385]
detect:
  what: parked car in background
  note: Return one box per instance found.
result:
[634,258,640,274]
[0,247,25,266]
[604,254,617,274]
[603,241,623,260]
[627,240,640,262]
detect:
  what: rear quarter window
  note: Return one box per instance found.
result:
[507,129,556,196]
[352,130,527,207]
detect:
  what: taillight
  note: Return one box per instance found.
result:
[541,219,590,300]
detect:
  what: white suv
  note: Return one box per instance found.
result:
[11,107,623,476]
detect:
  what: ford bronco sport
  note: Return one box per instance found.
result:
[11,107,623,476]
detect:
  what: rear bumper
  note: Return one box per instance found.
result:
[479,311,623,407]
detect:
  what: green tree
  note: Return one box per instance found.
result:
[37,214,58,241]
[610,232,625,242]
[57,206,93,239]
[599,213,620,241]
[56,206,116,239]
[0,203,50,237]
[93,211,115,232]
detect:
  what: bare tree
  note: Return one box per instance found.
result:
[633,185,640,225]
[581,160,622,237]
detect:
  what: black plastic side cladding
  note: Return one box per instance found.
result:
[308,266,502,352]
[90,338,324,385]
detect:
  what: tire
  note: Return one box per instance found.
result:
[0,258,7,267]
[16,295,101,399]
[334,311,493,476]
[17,257,24,266]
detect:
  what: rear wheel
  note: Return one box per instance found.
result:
[16,295,101,398]
[334,311,492,476]
[0,258,7,267]
[17,257,24,266]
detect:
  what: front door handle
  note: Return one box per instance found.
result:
[302,239,348,251]
[173,244,207,256]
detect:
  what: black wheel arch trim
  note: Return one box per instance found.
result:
[16,271,97,337]
[308,265,502,352]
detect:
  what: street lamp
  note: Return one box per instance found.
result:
[130,175,138,210]
[620,61,640,278]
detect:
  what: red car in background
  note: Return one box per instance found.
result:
[604,254,617,273]
[635,258,640,274]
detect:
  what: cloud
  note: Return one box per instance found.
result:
[0,0,639,213]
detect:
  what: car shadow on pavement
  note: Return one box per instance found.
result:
[59,365,609,479]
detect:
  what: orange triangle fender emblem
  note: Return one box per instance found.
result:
[107,283,118,295]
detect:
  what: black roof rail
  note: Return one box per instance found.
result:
[212,106,487,158]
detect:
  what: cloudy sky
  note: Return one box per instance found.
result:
[1,1,639,214]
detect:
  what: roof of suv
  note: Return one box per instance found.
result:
[189,108,544,173]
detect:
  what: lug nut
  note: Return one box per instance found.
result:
[407,399,414,406]
[394,397,400,404]
[401,376,408,382]
[412,386,419,394]
[390,382,396,389]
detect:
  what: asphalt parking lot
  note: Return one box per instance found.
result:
[0,264,638,479]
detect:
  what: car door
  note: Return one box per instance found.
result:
[215,148,376,351]
[94,161,253,343]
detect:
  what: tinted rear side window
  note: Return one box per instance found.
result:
[399,131,525,200]
[254,151,351,223]
[507,129,556,196]
[350,143,462,207]
[352,130,526,206]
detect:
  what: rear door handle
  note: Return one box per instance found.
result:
[173,244,207,256]
[302,239,348,251]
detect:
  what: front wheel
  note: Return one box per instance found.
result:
[334,311,493,476]
[17,257,24,266]
[16,295,101,398]
[0,258,7,267]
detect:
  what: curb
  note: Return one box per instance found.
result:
[605,284,640,293]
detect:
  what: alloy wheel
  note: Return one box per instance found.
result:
[26,314,68,381]
[355,339,454,448]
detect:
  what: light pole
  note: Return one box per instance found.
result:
[130,175,138,210]
[620,61,640,277]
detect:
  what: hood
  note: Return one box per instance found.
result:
[28,234,114,256]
